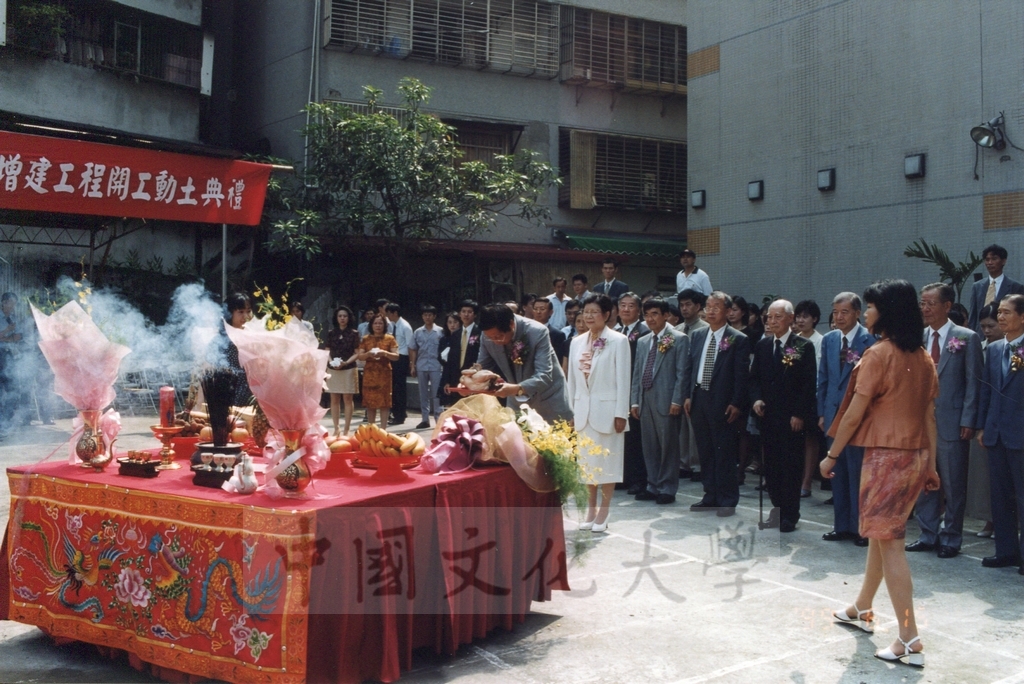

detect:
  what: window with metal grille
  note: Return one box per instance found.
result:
[559,6,686,96]
[325,0,559,78]
[559,128,687,214]
[3,0,204,89]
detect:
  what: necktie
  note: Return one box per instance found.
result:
[701,332,717,390]
[930,331,940,365]
[641,335,658,390]
[460,328,468,367]
[774,339,782,364]
[840,336,849,367]
[985,279,997,306]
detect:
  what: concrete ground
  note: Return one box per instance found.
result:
[1,413,1023,683]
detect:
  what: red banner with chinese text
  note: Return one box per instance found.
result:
[0,131,272,225]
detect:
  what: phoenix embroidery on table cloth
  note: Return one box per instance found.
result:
[6,473,313,684]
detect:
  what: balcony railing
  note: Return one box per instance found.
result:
[3,0,204,90]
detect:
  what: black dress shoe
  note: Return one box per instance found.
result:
[388,417,403,426]
[655,494,676,505]
[415,420,430,429]
[716,507,736,517]
[690,499,715,511]
[937,545,959,559]
[635,490,658,501]
[853,536,869,547]
[823,496,834,505]
[905,540,936,553]
[779,519,796,533]
[822,530,854,542]
[626,483,645,496]
[679,469,693,478]
[982,555,1023,568]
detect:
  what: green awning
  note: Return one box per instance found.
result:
[560,232,685,258]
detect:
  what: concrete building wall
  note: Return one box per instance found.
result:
[0,53,201,141]
[686,0,1024,307]
[113,0,202,26]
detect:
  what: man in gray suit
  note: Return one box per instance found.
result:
[907,283,983,558]
[630,298,691,504]
[476,303,573,423]
[676,289,709,480]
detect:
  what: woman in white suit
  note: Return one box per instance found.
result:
[567,293,632,532]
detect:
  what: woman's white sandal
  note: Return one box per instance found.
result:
[875,635,924,668]
[832,604,874,633]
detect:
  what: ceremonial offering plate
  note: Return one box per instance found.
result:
[353,453,421,482]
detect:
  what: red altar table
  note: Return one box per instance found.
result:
[1,459,569,683]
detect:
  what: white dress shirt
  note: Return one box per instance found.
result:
[696,326,726,381]
[676,268,713,296]
[925,319,953,354]
[546,294,570,329]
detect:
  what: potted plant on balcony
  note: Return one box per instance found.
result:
[9,1,71,54]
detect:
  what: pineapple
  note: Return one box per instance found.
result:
[251,400,270,449]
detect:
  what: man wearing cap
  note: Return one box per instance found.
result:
[675,249,712,297]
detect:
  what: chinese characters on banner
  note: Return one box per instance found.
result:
[0,130,273,225]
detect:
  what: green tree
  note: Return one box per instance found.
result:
[903,239,983,303]
[268,78,559,264]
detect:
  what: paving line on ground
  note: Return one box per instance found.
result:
[992,669,1024,684]
[559,525,1024,676]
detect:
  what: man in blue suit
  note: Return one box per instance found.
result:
[817,292,875,546]
[592,260,630,301]
[967,244,1024,332]
[976,293,1024,573]
[907,283,983,558]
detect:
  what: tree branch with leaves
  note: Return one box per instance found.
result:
[268,78,560,264]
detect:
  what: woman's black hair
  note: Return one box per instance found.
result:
[978,303,998,322]
[332,304,355,329]
[581,292,613,314]
[226,292,250,314]
[862,279,924,352]
[794,299,821,325]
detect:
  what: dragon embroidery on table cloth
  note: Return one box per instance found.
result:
[11,515,283,663]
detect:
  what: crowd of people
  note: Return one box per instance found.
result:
[325,244,1017,669]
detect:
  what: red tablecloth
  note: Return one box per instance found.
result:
[3,457,568,683]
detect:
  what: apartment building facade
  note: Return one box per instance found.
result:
[236,0,690,307]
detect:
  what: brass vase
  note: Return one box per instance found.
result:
[76,409,112,471]
[275,429,312,493]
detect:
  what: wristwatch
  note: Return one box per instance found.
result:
[516,387,526,397]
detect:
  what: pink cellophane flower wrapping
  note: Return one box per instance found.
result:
[420,416,486,474]
[31,302,131,411]
[224,320,329,497]
[224,319,329,432]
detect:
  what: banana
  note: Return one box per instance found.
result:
[389,432,404,450]
[383,446,399,458]
[370,440,384,459]
[412,443,425,457]
[399,433,417,454]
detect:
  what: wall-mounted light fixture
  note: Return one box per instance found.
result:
[817,168,836,192]
[904,154,926,179]
[747,180,763,201]
[970,111,1023,180]
[691,190,706,208]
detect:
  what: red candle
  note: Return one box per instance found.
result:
[160,386,176,427]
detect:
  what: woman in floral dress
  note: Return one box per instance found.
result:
[357,314,399,429]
